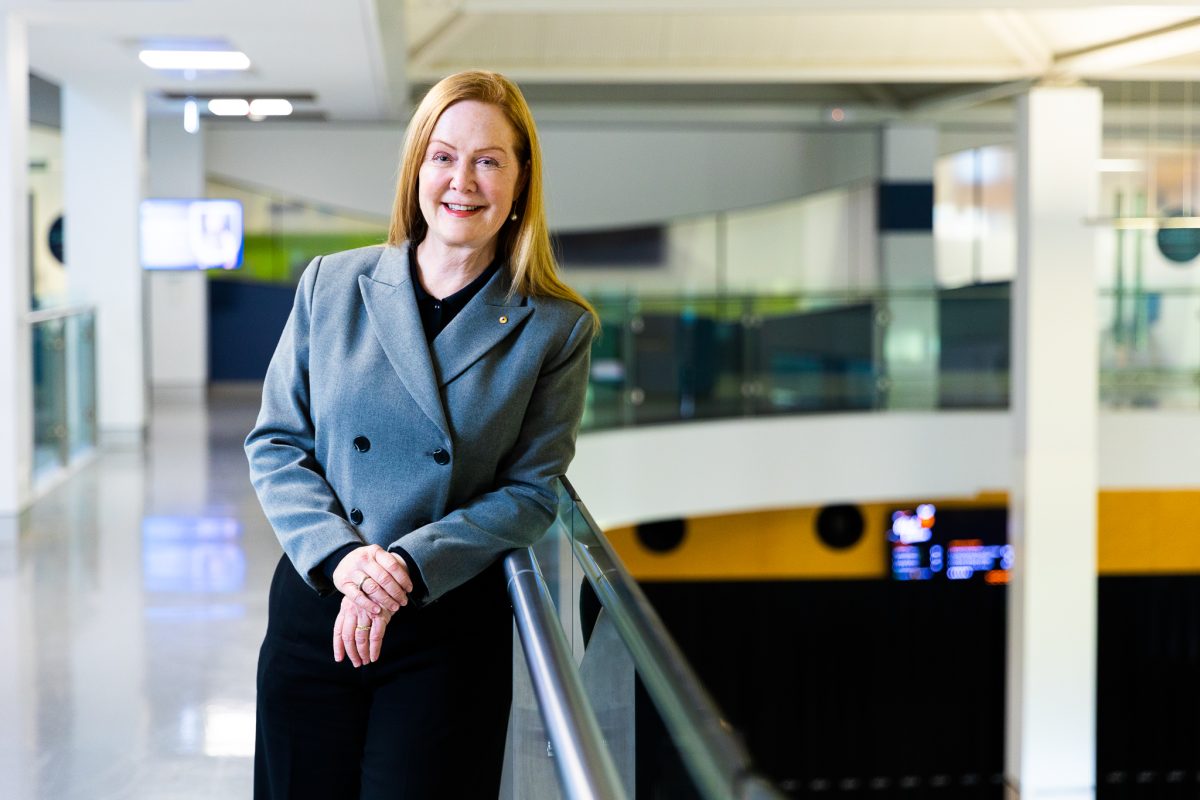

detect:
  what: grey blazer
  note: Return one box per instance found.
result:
[245,243,593,605]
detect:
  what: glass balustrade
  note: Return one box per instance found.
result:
[582,283,1012,430]
[580,282,1200,430]
[31,307,97,485]
[505,480,782,800]
[1100,286,1200,409]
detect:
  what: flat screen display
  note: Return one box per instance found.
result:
[888,504,1011,583]
[140,198,244,270]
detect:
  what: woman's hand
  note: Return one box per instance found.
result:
[333,544,413,617]
[333,595,389,667]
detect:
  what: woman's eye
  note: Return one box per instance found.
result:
[477,158,501,169]
[430,153,452,164]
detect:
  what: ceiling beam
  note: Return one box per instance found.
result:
[903,79,1036,115]
[453,0,1200,13]
[408,65,1034,84]
[1054,17,1200,76]
[981,10,1052,73]
[366,0,405,119]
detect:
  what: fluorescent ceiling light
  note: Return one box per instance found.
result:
[1098,158,1144,173]
[139,50,250,71]
[183,99,199,134]
[248,99,293,116]
[208,99,250,116]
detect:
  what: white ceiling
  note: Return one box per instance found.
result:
[8,0,1200,123]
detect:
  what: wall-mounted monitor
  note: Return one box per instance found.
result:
[888,504,1011,583]
[140,198,244,270]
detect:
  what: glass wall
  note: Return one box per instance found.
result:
[205,177,388,286]
[933,146,1016,288]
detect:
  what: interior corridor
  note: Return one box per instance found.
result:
[0,387,274,799]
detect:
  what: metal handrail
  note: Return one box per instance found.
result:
[27,304,95,324]
[559,476,787,800]
[504,547,628,800]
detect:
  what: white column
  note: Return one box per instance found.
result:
[1007,86,1100,800]
[147,115,207,391]
[0,12,33,516]
[0,19,34,800]
[878,123,939,409]
[62,80,147,444]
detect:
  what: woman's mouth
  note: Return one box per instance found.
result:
[443,203,483,218]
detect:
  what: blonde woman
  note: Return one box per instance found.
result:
[246,70,597,799]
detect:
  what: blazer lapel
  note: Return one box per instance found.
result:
[430,267,533,387]
[359,246,450,439]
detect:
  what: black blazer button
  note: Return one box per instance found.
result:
[349,508,364,524]
[353,436,371,452]
[431,448,450,465]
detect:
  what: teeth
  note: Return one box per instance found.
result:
[446,203,480,211]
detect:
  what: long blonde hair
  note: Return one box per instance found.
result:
[388,71,598,333]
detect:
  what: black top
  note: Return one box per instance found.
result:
[410,248,502,341]
[320,247,504,603]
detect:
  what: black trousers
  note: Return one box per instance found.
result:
[255,554,514,800]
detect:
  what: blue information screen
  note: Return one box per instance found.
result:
[889,505,1011,583]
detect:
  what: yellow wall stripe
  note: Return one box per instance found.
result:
[605,490,1200,581]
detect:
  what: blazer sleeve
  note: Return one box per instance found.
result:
[244,256,363,594]
[392,308,594,605]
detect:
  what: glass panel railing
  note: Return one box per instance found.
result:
[65,311,97,458]
[502,548,626,800]
[583,283,1013,430]
[32,316,68,477]
[1100,286,1200,409]
[30,306,97,485]
[504,478,783,798]
[554,477,785,800]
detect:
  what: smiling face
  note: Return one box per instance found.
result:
[417,100,525,263]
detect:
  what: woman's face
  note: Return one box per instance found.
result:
[418,100,524,258]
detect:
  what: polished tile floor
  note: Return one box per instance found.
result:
[0,387,277,799]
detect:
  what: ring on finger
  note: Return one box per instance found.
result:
[358,575,371,592]
[355,624,371,631]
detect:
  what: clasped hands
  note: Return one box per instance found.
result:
[331,544,414,667]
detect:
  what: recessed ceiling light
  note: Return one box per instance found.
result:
[183,99,199,134]
[139,50,250,71]
[208,99,250,116]
[248,99,293,116]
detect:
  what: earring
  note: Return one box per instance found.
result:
[510,211,518,221]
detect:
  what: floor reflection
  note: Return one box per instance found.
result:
[0,386,274,799]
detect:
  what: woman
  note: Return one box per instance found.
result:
[245,70,597,799]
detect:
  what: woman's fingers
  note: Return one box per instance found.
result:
[359,563,407,610]
[341,603,364,668]
[333,591,389,667]
[333,545,413,614]
[373,549,415,595]
[353,610,372,666]
[333,607,346,662]
[368,614,388,663]
[340,579,384,616]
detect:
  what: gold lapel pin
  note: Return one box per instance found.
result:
[499,315,508,324]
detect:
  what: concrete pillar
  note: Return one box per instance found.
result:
[878,123,938,409]
[1006,85,1101,800]
[62,80,146,444]
[0,12,33,517]
[147,115,208,390]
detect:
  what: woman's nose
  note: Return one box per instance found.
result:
[451,161,475,193]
